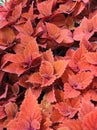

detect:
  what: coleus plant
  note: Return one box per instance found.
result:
[0,0,97,130]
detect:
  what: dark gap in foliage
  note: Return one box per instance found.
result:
[71,112,78,119]
[7,48,16,54]
[90,0,97,11]
[54,79,64,91]
[71,41,80,50]
[33,18,40,28]
[90,100,97,106]
[16,87,26,106]
[38,90,45,104]
[51,122,60,130]
[53,46,69,56]
[89,32,97,42]
[39,46,48,52]
[74,22,80,27]
[4,73,18,85]
[63,13,68,18]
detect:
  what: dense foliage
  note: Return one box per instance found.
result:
[0,0,97,129]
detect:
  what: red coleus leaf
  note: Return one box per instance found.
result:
[0,3,22,28]
[0,85,8,99]
[83,90,97,102]
[27,72,42,85]
[0,106,6,120]
[40,61,54,78]
[14,19,34,35]
[61,67,74,83]
[53,59,69,78]
[43,87,56,103]
[40,59,69,86]
[64,83,80,99]
[46,22,61,40]
[8,4,22,22]
[51,107,64,124]
[2,63,26,76]
[91,14,97,31]
[18,74,31,88]
[69,45,88,72]
[85,52,97,65]
[27,59,69,87]
[4,102,18,127]
[58,0,77,14]
[5,102,18,119]
[69,71,94,90]
[7,88,42,130]
[42,49,54,63]
[40,117,53,130]
[46,22,74,44]
[73,2,85,16]
[23,39,40,63]
[2,36,41,75]
[56,119,82,130]
[73,17,94,41]
[39,60,56,87]
[51,13,66,28]
[54,102,78,118]
[22,5,34,20]
[82,109,97,130]
[78,99,95,120]
[57,29,74,44]
[37,0,54,17]
[2,53,24,64]
[0,27,15,48]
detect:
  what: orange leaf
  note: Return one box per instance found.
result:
[23,38,39,61]
[40,61,54,77]
[27,72,42,84]
[14,19,34,35]
[0,106,6,120]
[58,0,77,14]
[85,52,97,65]
[8,4,22,22]
[2,63,26,76]
[73,17,94,41]
[43,49,54,63]
[53,60,69,79]
[82,109,97,130]
[69,71,94,90]
[4,102,18,127]
[91,14,97,30]
[2,53,24,64]
[0,27,15,45]
[7,88,42,130]
[22,6,34,20]
[69,46,87,71]
[78,99,94,120]
[57,126,70,130]
[56,119,82,130]
[57,29,74,44]
[46,22,60,40]
[44,87,56,103]
[55,102,78,118]
[39,61,56,87]
[64,83,80,99]
[37,0,53,17]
